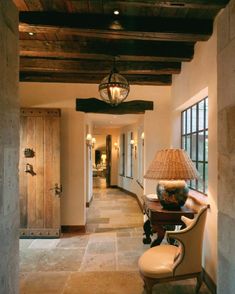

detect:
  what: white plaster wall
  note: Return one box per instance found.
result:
[144,88,172,195]
[171,22,218,282]
[217,0,235,293]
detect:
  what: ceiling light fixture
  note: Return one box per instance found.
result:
[113,10,120,15]
[99,58,130,106]
[28,32,34,36]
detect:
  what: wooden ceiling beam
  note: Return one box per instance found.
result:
[19,11,213,42]
[76,98,154,114]
[20,72,172,85]
[19,39,194,62]
[111,0,229,9]
[20,57,181,75]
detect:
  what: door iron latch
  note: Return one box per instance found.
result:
[50,183,62,197]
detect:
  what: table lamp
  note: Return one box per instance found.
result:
[144,148,199,210]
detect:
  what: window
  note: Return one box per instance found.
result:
[126,131,133,178]
[181,97,208,194]
[119,133,125,176]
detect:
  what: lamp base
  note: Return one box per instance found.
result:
[157,180,189,210]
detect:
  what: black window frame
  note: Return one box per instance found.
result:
[181,97,208,194]
[126,131,134,179]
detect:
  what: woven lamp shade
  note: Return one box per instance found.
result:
[144,148,199,180]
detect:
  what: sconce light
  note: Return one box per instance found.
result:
[91,137,96,148]
[86,133,92,148]
[141,132,145,146]
[114,142,119,157]
[130,139,137,159]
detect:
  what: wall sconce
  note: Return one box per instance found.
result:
[130,139,137,159]
[86,133,92,148]
[141,132,145,146]
[86,134,96,149]
[114,142,119,157]
[91,137,96,148]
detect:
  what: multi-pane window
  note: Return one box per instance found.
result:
[119,133,125,176]
[181,97,208,194]
[126,131,133,178]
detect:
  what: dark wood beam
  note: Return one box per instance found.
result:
[112,0,229,9]
[20,72,172,85]
[20,57,181,75]
[19,39,194,62]
[19,11,213,42]
[76,98,154,114]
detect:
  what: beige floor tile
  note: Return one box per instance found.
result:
[29,239,60,249]
[56,235,89,248]
[63,271,143,294]
[80,253,116,272]
[20,271,70,294]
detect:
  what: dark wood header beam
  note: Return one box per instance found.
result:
[20,72,172,85]
[20,58,181,75]
[19,12,213,42]
[19,39,194,62]
[76,98,154,114]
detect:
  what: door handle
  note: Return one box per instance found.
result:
[50,183,62,197]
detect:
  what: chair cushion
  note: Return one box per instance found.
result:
[138,245,178,279]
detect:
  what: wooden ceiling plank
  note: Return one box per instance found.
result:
[19,39,194,62]
[19,12,213,42]
[13,0,29,10]
[24,0,44,11]
[20,57,181,74]
[20,72,172,85]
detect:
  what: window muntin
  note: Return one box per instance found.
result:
[181,97,208,194]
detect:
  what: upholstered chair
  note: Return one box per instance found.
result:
[138,206,208,294]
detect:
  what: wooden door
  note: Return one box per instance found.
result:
[106,135,112,187]
[19,108,61,238]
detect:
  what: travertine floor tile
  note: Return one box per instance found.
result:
[80,253,116,272]
[20,271,70,294]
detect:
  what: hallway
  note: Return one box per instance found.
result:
[20,179,210,294]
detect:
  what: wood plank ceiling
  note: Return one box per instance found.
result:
[14,0,229,86]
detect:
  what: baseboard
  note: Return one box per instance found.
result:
[61,225,86,234]
[202,268,216,294]
[117,186,143,211]
[86,195,93,207]
[109,185,118,188]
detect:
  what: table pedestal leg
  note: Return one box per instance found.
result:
[143,220,152,244]
[151,224,166,247]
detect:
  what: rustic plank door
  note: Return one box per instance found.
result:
[19,108,61,238]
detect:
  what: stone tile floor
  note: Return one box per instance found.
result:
[20,177,210,294]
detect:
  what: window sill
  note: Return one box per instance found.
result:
[125,176,133,180]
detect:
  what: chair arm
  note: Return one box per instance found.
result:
[181,216,194,227]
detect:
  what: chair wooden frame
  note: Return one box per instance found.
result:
[139,206,208,294]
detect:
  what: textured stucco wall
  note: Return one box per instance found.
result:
[171,19,218,282]
[217,0,235,293]
[0,1,19,293]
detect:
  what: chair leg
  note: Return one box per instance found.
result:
[195,273,203,294]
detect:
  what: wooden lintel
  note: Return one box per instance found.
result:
[20,58,181,75]
[19,39,194,62]
[19,12,213,42]
[76,98,154,114]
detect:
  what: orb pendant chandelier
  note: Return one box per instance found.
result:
[99,66,130,106]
